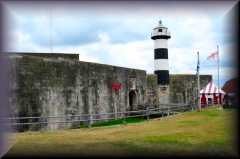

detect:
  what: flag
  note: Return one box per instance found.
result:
[207,51,218,60]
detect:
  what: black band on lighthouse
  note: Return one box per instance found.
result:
[154,70,169,85]
[151,35,171,40]
[154,48,168,59]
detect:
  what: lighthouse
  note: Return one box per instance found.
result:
[151,20,171,104]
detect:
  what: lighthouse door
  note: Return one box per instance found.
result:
[129,90,137,111]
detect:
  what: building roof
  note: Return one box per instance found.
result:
[200,81,225,94]
[222,78,238,94]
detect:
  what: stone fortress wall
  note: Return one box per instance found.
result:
[146,74,212,106]
[7,53,211,131]
[8,53,146,131]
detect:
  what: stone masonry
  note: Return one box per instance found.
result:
[8,53,146,131]
[7,53,212,131]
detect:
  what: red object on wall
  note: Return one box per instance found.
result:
[111,83,121,91]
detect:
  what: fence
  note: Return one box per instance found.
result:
[1,103,193,131]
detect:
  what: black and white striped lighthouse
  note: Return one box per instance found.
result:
[151,20,171,103]
[151,20,171,85]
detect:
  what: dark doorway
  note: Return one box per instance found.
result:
[208,98,212,105]
[129,90,137,111]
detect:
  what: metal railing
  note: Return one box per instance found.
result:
[1,103,192,131]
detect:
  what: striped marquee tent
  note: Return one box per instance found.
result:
[200,82,225,106]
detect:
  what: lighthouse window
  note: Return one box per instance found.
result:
[158,29,162,32]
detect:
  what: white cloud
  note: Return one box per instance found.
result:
[98,32,110,44]
[6,31,48,52]
[168,47,196,74]
[106,40,153,72]
[53,33,153,72]
[8,18,234,77]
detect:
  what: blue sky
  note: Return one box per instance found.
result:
[4,1,238,87]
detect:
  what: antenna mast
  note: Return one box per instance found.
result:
[49,5,53,53]
[197,51,201,111]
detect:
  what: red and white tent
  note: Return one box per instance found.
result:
[200,82,225,106]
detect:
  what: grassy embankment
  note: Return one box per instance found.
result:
[5,106,238,157]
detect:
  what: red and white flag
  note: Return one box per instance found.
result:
[207,51,218,60]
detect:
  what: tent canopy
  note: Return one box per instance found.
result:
[200,82,225,94]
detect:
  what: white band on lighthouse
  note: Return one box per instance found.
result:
[154,39,168,49]
[154,59,169,70]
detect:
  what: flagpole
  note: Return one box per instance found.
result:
[197,51,201,111]
[49,5,53,53]
[217,45,220,105]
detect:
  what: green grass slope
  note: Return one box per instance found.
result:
[5,106,238,157]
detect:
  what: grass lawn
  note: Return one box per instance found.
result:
[85,116,146,127]
[4,106,238,157]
